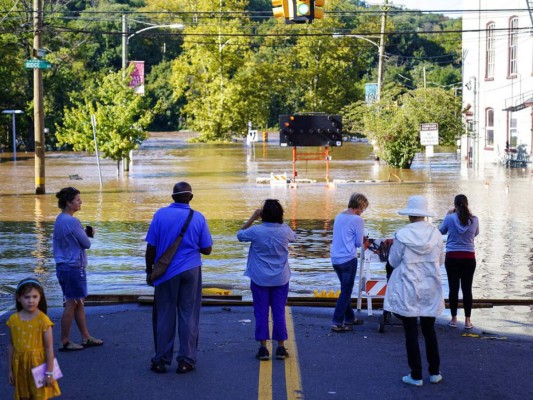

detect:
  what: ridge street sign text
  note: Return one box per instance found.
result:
[24,59,52,69]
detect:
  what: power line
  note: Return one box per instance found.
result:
[40,25,531,38]
[0,8,530,15]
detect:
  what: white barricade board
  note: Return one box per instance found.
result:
[357,238,393,315]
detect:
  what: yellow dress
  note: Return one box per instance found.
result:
[6,311,61,400]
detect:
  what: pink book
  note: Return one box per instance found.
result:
[31,358,63,388]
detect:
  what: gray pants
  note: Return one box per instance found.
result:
[152,267,202,366]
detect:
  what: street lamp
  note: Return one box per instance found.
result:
[122,16,185,70]
[120,17,184,172]
[2,110,24,161]
[332,33,384,102]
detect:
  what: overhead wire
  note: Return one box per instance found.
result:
[0,8,530,16]
[36,23,531,38]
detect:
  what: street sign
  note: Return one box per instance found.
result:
[420,123,439,146]
[246,130,259,146]
[33,48,47,58]
[24,59,52,70]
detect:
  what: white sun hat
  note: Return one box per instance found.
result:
[397,195,435,217]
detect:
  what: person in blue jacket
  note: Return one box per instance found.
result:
[439,194,479,329]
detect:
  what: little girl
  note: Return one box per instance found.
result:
[6,278,61,400]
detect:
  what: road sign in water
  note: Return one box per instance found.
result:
[24,59,52,69]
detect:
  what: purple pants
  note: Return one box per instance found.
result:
[250,281,289,341]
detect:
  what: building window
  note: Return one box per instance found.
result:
[509,116,518,147]
[485,108,494,147]
[486,23,495,79]
[508,17,518,77]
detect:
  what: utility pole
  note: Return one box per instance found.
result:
[33,0,45,194]
[377,0,389,102]
[121,14,129,172]
[122,15,128,70]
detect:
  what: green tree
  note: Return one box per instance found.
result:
[55,69,155,170]
[169,1,254,141]
[346,87,462,168]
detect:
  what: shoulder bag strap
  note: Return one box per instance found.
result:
[157,209,195,265]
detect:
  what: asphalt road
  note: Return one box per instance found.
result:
[1,304,532,400]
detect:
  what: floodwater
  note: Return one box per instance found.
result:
[0,132,532,334]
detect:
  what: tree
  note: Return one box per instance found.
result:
[169,1,254,141]
[346,87,463,168]
[55,68,155,170]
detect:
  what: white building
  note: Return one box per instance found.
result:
[461,0,533,167]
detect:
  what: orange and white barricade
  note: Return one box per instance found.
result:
[357,238,393,315]
[270,172,288,186]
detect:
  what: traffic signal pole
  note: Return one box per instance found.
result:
[33,0,45,194]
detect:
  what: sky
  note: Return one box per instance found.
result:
[389,0,465,15]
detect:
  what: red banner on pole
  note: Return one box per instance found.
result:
[129,61,145,95]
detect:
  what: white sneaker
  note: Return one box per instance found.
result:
[402,374,423,386]
[430,374,443,384]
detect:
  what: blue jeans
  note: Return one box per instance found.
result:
[332,258,358,325]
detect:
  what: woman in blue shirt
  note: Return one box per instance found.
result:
[330,193,369,332]
[439,194,479,329]
[53,187,103,351]
[237,199,296,361]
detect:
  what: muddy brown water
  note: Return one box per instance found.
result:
[1,132,532,334]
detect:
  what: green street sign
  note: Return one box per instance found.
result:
[24,59,52,69]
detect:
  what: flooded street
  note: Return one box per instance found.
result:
[0,132,532,334]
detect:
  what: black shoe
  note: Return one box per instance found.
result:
[256,346,270,361]
[276,346,289,360]
[345,318,364,326]
[150,360,167,373]
[331,324,352,332]
[176,360,195,374]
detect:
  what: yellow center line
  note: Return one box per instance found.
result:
[258,312,273,400]
[285,306,303,400]
[257,307,303,400]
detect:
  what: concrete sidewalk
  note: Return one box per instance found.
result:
[1,304,532,400]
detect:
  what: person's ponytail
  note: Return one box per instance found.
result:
[454,194,472,226]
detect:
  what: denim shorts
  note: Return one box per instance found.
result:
[56,267,88,301]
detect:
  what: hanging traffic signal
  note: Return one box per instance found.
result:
[296,0,311,17]
[285,0,310,24]
[288,1,325,23]
[271,0,286,19]
[313,0,325,19]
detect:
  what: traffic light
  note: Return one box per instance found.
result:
[313,0,325,19]
[286,1,325,24]
[284,0,309,24]
[295,0,311,17]
[271,0,286,19]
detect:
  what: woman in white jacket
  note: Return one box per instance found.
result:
[384,195,444,387]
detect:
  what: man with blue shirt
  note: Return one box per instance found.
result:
[145,182,213,374]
